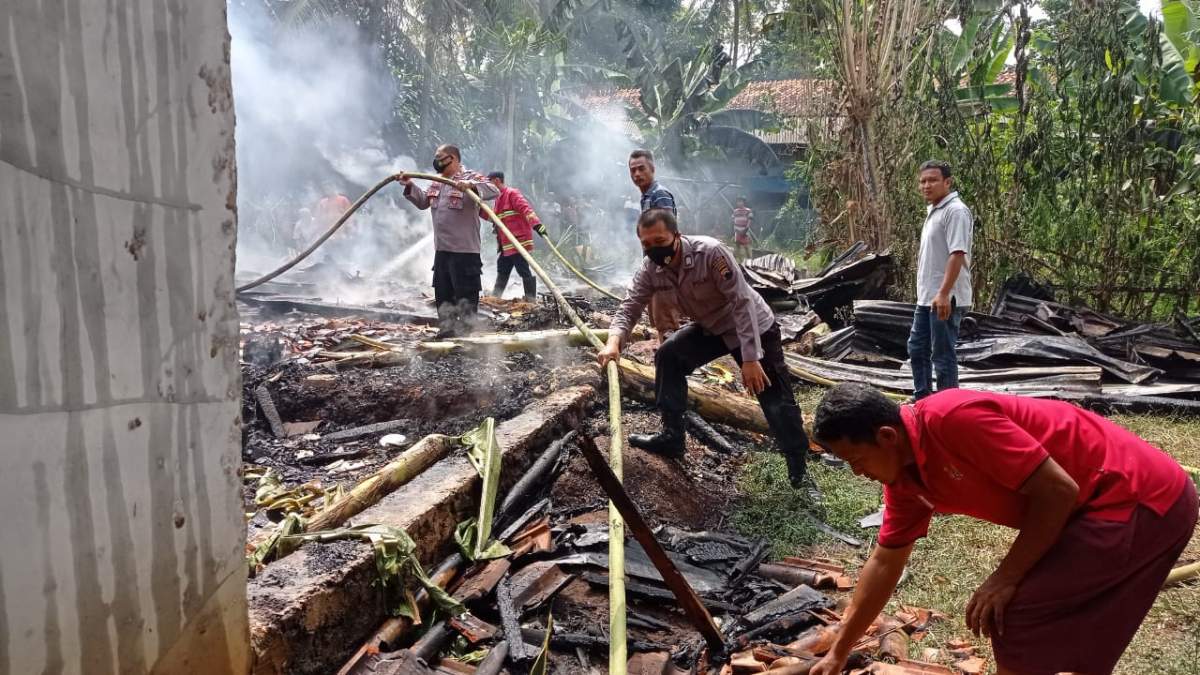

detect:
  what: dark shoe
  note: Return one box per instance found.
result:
[455,300,479,336]
[435,304,456,339]
[522,277,537,302]
[801,473,824,506]
[784,449,809,489]
[629,412,686,458]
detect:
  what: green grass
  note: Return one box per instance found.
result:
[734,389,1200,673]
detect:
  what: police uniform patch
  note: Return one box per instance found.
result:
[714,255,732,280]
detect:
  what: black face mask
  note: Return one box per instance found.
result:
[433,156,450,173]
[645,238,677,266]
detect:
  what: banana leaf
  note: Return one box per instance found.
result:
[459,419,511,560]
[285,524,464,619]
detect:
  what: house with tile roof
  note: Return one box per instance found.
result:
[576,78,839,244]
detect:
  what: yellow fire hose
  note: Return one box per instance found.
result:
[401,173,628,672]
[235,173,630,671]
[536,232,623,301]
[236,175,398,293]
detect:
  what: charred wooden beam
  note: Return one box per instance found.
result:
[255,384,286,438]
[495,575,530,664]
[322,419,408,443]
[518,628,671,654]
[576,435,726,651]
[495,431,574,531]
[685,412,737,454]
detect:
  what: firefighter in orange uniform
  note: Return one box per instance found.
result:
[483,171,547,302]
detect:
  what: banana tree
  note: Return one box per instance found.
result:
[614,17,778,170]
[1122,0,1200,104]
[474,1,623,191]
[942,4,1020,115]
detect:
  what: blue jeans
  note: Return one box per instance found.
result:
[908,304,965,400]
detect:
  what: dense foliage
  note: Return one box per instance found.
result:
[789,0,1200,318]
[238,0,1200,318]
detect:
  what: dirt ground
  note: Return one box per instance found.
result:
[551,404,751,530]
[239,295,802,674]
[535,402,782,672]
[241,343,598,539]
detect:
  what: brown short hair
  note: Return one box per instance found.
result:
[437,144,462,161]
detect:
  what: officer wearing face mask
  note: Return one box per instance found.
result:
[398,145,499,337]
[598,209,810,488]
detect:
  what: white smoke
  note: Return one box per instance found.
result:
[229,1,432,292]
[533,103,645,286]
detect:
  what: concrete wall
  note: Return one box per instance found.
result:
[0,1,245,673]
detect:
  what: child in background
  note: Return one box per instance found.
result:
[732,196,753,261]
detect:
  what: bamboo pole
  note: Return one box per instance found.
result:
[324,328,649,369]
[306,434,455,532]
[247,434,455,557]
[607,361,627,670]
[403,173,628,674]
[1165,561,1200,587]
[537,233,623,301]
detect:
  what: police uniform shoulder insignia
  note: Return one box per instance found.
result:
[713,255,732,280]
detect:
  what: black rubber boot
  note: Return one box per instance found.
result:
[522,277,537,303]
[783,448,808,489]
[454,298,479,336]
[435,304,457,339]
[629,411,686,458]
[783,447,824,505]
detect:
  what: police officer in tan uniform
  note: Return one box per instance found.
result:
[599,209,810,487]
[399,145,499,337]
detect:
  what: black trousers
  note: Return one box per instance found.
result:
[432,251,482,333]
[493,253,536,298]
[654,322,809,457]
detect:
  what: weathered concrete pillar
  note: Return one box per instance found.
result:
[0,1,245,674]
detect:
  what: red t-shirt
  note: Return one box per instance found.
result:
[317,194,351,222]
[877,390,1188,548]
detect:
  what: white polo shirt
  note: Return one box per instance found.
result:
[916,191,973,307]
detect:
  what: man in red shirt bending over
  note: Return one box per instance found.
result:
[809,384,1195,675]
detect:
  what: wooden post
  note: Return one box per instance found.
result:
[577,435,725,651]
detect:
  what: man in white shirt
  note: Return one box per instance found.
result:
[910,160,973,399]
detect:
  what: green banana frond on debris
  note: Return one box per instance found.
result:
[457,418,512,561]
[284,524,464,620]
[246,512,305,575]
[530,613,554,675]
